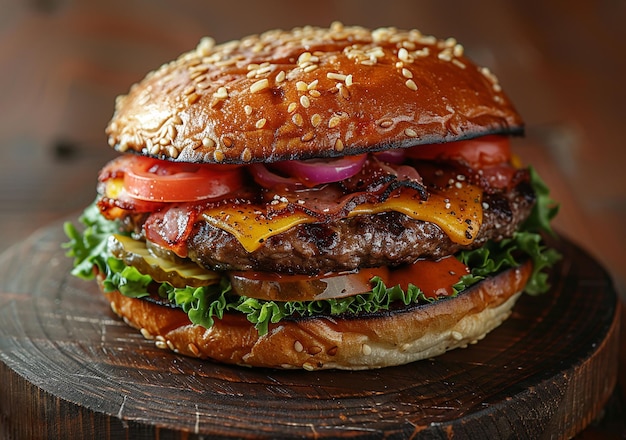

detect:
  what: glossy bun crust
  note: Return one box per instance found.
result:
[101,261,531,370]
[106,23,523,164]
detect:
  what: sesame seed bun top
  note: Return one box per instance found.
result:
[106,23,524,164]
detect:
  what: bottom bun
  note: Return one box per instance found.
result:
[101,260,532,370]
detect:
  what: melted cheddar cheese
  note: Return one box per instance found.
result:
[201,184,482,252]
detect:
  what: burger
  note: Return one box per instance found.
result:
[64,23,560,370]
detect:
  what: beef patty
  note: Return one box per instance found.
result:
[170,180,535,274]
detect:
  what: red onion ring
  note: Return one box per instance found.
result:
[374,148,406,164]
[271,154,367,186]
[248,163,305,190]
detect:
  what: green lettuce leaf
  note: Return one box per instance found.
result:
[63,203,122,279]
[522,166,560,235]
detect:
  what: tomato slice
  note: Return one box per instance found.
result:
[406,135,512,169]
[122,156,244,202]
[388,256,469,298]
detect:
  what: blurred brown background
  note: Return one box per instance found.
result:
[0,0,624,299]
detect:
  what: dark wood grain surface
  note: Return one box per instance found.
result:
[0,223,620,439]
[1,1,624,438]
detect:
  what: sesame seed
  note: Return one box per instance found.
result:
[213,149,225,162]
[166,146,179,158]
[345,74,353,86]
[287,102,298,113]
[189,70,206,80]
[307,80,318,90]
[405,79,418,90]
[303,64,318,73]
[444,37,457,48]
[379,119,393,128]
[244,105,253,116]
[482,202,490,210]
[452,59,466,69]
[292,113,304,126]
[222,137,233,148]
[402,68,413,79]
[362,343,372,356]
[183,85,196,95]
[404,128,418,137]
[186,93,200,104]
[275,70,286,83]
[334,138,344,151]
[241,147,252,162]
[415,47,430,58]
[196,36,215,57]
[148,143,160,156]
[300,95,311,108]
[328,115,342,128]
[215,58,239,67]
[296,81,308,91]
[256,64,273,75]
[297,51,312,64]
[214,86,228,99]
[398,47,410,62]
[167,124,177,139]
[310,114,322,127]
[451,331,463,341]
[308,89,321,98]
[301,131,315,142]
[202,137,216,148]
[453,44,464,57]
[187,343,200,357]
[455,181,463,189]
[338,84,350,99]
[327,72,347,81]
[256,118,267,129]
[140,328,153,339]
[155,340,168,350]
[438,50,453,61]
[302,363,315,371]
[294,341,304,352]
[250,78,269,93]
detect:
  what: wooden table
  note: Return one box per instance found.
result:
[1,0,624,438]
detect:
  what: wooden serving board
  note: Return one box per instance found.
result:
[0,221,620,439]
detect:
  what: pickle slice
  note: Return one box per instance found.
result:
[108,234,220,288]
[228,267,389,302]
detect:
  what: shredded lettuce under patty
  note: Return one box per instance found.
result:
[63,167,560,335]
